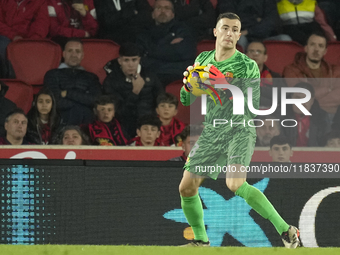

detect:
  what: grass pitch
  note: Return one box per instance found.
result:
[1,245,340,255]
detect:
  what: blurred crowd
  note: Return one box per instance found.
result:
[1,0,340,151]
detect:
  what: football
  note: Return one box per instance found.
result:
[186,66,212,97]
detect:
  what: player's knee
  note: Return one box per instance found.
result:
[226,179,243,193]
[179,185,198,197]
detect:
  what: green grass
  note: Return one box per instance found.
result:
[0,245,340,255]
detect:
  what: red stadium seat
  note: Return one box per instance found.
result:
[148,0,155,7]
[81,39,120,84]
[6,39,62,90]
[210,0,217,9]
[263,40,304,75]
[324,41,340,65]
[166,80,204,125]
[1,79,33,114]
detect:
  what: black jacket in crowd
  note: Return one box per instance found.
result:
[102,59,163,138]
[283,100,328,147]
[44,68,101,111]
[217,0,281,40]
[94,0,153,44]
[0,81,17,137]
[173,0,216,41]
[137,19,196,83]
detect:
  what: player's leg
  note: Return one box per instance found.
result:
[179,170,208,245]
[226,133,300,248]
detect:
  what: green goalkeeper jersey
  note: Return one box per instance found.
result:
[180,49,260,134]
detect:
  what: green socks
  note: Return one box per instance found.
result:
[181,193,209,242]
[235,181,289,235]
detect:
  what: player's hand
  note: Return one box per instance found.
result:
[183,62,200,91]
[202,64,226,85]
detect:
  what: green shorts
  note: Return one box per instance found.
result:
[184,127,256,180]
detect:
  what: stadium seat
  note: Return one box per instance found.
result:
[1,79,33,113]
[263,40,304,75]
[147,0,155,7]
[6,39,62,91]
[324,41,340,65]
[166,80,204,125]
[81,39,120,84]
[210,0,217,9]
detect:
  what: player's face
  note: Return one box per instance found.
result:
[152,0,174,25]
[37,94,53,118]
[62,130,83,145]
[246,42,268,67]
[326,138,340,148]
[256,120,280,146]
[118,56,140,77]
[137,125,160,146]
[292,92,314,115]
[156,103,177,120]
[5,113,27,140]
[269,144,293,162]
[63,41,84,67]
[96,103,115,123]
[214,18,241,50]
[182,135,200,157]
[305,35,327,64]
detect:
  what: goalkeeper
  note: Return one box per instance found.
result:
[179,12,300,248]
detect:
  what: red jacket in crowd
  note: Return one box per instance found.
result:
[0,0,50,40]
[158,117,186,146]
[48,0,98,38]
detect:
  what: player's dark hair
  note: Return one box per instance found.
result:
[58,125,90,145]
[94,95,117,110]
[216,12,241,25]
[270,135,292,149]
[156,93,179,108]
[63,37,83,50]
[5,108,27,123]
[119,42,141,57]
[294,82,315,98]
[137,114,162,131]
[180,125,203,141]
[247,41,267,55]
[306,30,328,48]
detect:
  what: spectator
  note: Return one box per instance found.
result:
[283,82,328,146]
[246,41,286,109]
[173,0,215,41]
[156,93,186,146]
[44,38,101,126]
[83,95,128,146]
[269,135,293,162]
[277,0,336,45]
[47,0,98,45]
[58,125,90,145]
[103,42,163,138]
[324,130,340,148]
[169,125,203,161]
[0,108,30,145]
[217,0,291,51]
[256,115,281,147]
[129,114,163,146]
[137,0,196,86]
[94,0,152,44]
[283,32,340,124]
[0,80,16,137]
[318,0,340,39]
[0,0,50,78]
[26,88,63,145]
